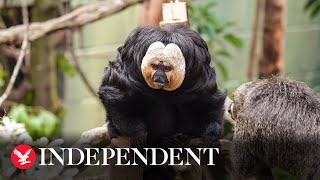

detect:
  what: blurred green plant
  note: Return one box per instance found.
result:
[188,0,244,96]
[8,105,60,140]
[304,0,320,18]
[0,70,8,87]
[55,53,76,77]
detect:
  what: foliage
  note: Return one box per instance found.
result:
[304,0,320,18]
[0,70,8,87]
[188,0,243,82]
[55,53,77,77]
[8,105,60,140]
[188,0,243,149]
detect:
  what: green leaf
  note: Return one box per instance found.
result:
[304,0,317,10]
[311,3,320,18]
[201,2,217,13]
[8,105,29,124]
[201,25,216,40]
[25,116,42,140]
[207,16,225,32]
[37,111,60,138]
[215,61,229,80]
[9,105,60,139]
[0,70,8,87]
[55,53,76,77]
[224,34,243,48]
[304,0,320,18]
[187,3,195,14]
[216,50,232,58]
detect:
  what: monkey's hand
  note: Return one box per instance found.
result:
[161,133,192,148]
[189,135,220,148]
[130,132,148,148]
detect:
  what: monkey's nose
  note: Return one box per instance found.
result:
[152,70,169,87]
[153,76,167,84]
[153,77,169,87]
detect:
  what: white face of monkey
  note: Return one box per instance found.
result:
[141,41,186,91]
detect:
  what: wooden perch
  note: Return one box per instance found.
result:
[0,0,142,45]
[73,123,110,149]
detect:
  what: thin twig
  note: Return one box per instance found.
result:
[0,0,29,107]
[247,0,265,81]
[66,30,99,100]
[69,50,99,100]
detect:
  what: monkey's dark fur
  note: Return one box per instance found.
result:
[98,26,226,179]
[231,78,320,179]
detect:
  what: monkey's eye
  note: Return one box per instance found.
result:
[164,66,173,72]
[151,64,158,70]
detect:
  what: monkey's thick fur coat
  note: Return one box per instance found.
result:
[231,78,320,179]
[98,26,226,180]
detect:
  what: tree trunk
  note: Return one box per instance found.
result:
[259,0,286,79]
[31,0,61,111]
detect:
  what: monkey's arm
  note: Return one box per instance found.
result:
[107,111,147,148]
[198,90,226,148]
[98,65,147,148]
[161,91,225,148]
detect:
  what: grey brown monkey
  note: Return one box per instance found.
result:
[229,78,320,180]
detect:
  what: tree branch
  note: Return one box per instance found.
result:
[247,0,264,81]
[0,0,30,107]
[0,0,142,45]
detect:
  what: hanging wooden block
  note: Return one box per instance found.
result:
[160,0,189,28]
